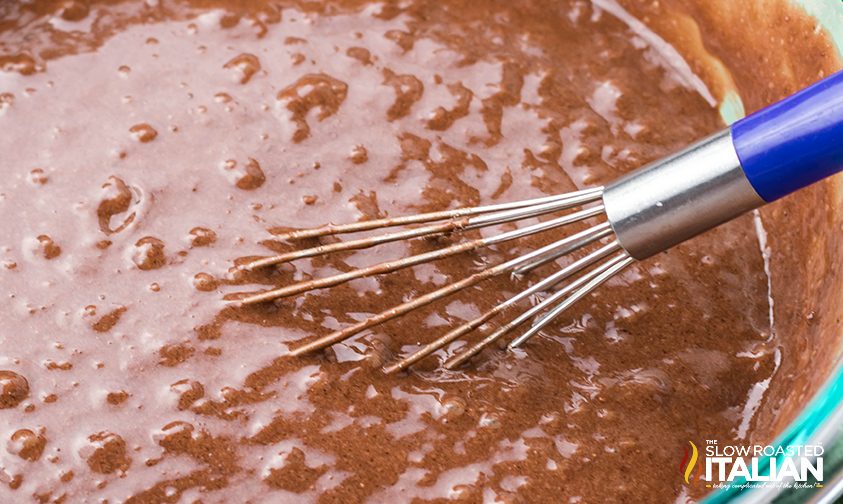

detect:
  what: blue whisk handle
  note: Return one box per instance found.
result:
[731,70,843,202]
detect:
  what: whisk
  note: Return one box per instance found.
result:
[233,70,843,373]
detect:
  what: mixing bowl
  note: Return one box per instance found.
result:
[0,1,840,502]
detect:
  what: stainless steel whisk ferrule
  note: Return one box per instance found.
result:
[603,130,762,260]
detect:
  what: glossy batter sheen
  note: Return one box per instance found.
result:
[0,1,780,502]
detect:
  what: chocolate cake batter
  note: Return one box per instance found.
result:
[0,0,836,502]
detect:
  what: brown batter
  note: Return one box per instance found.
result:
[0,1,839,503]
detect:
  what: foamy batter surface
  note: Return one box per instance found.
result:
[0,1,778,502]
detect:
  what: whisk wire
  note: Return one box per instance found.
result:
[239,204,605,305]
[443,251,631,369]
[270,187,605,241]
[513,221,614,275]
[245,219,468,271]
[245,191,605,272]
[507,254,635,349]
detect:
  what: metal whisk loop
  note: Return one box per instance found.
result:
[443,252,632,369]
[513,221,614,275]
[238,203,606,305]
[269,187,605,241]
[507,254,635,350]
[382,240,623,374]
[244,189,605,272]
[288,226,613,358]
